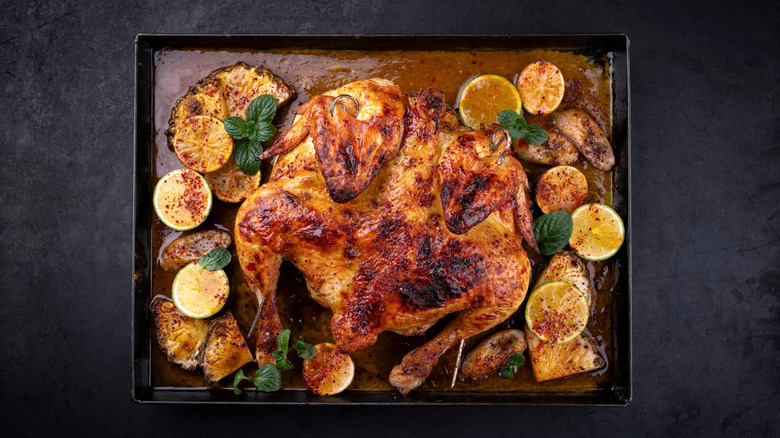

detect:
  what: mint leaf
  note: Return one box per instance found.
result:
[271,350,285,362]
[254,123,276,142]
[234,139,263,175]
[247,95,277,124]
[224,117,249,139]
[497,110,520,127]
[293,340,317,360]
[254,364,282,392]
[524,125,547,145]
[277,329,291,353]
[508,353,526,367]
[499,365,514,379]
[276,358,294,371]
[198,247,231,271]
[233,369,250,394]
[533,210,574,255]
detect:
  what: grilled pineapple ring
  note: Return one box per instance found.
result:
[166,62,295,202]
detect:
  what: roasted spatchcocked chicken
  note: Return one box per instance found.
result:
[235,79,537,394]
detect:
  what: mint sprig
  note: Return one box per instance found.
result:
[497,110,547,145]
[223,94,278,175]
[272,328,318,371]
[232,365,282,394]
[232,329,318,395]
[197,247,231,271]
[499,353,526,379]
[533,210,574,255]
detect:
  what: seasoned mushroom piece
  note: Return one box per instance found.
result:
[515,131,579,166]
[534,250,595,310]
[159,230,232,272]
[552,109,615,171]
[151,298,209,370]
[460,329,527,382]
[524,325,604,382]
[200,313,254,383]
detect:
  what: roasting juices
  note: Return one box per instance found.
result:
[151,48,615,392]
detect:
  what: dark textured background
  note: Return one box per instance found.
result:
[1,0,778,436]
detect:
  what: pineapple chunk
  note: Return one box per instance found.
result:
[524,325,604,382]
[151,298,209,370]
[200,313,254,382]
[213,62,296,118]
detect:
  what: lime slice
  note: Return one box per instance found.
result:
[569,203,625,261]
[303,342,354,395]
[153,168,212,231]
[171,262,229,319]
[173,115,234,173]
[524,281,589,344]
[515,61,565,116]
[457,74,523,129]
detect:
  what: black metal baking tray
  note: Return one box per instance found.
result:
[133,34,631,405]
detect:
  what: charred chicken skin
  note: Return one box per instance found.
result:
[235,79,535,394]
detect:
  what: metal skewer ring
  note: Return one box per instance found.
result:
[329,94,360,118]
[490,126,512,165]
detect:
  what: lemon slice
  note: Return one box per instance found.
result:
[569,203,625,261]
[515,61,565,116]
[303,342,354,395]
[525,281,588,344]
[457,74,523,129]
[153,168,212,231]
[173,115,234,173]
[171,262,229,319]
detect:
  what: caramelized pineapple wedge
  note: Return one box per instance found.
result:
[151,298,209,370]
[167,77,228,139]
[524,325,604,382]
[200,313,254,383]
[167,62,295,149]
[160,230,232,272]
[534,250,595,310]
[212,62,296,118]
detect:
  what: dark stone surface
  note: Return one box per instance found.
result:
[1,0,778,436]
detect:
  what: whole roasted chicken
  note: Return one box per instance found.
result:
[235,79,537,394]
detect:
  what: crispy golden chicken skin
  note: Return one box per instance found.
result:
[236,79,537,394]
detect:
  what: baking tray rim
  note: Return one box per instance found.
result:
[132,33,632,406]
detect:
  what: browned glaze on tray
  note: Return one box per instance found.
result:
[151,48,616,392]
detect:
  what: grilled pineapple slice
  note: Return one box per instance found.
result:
[525,250,604,381]
[200,313,254,382]
[524,325,604,382]
[167,62,295,148]
[534,250,595,310]
[213,62,296,118]
[151,298,209,370]
[166,77,228,143]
